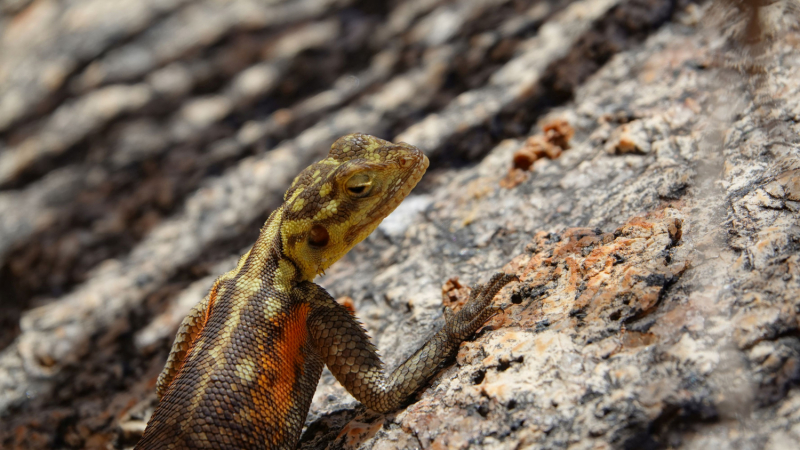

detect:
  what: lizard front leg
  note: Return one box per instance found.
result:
[303,273,516,413]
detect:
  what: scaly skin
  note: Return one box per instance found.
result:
[136,134,516,449]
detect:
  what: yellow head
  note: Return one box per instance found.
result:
[281,133,429,280]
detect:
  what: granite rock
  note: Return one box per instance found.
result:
[0,1,798,449]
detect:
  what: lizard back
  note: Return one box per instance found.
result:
[136,208,324,449]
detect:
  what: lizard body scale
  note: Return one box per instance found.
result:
[136,134,515,449]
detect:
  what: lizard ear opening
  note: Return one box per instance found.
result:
[308,224,330,248]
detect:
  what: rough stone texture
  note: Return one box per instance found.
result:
[1,0,799,449]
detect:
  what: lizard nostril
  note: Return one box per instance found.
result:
[398,155,416,168]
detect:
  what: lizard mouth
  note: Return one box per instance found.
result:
[375,151,429,218]
[347,149,429,242]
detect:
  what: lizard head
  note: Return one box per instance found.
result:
[281,133,429,280]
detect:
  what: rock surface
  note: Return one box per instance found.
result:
[1,0,799,449]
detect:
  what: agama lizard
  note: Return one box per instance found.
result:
[136,133,516,449]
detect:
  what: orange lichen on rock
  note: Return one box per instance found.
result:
[441,277,472,311]
[500,212,686,337]
[778,169,800,201]
[338,415,385,448]
[511,139,544,171]
[499,167,528,189]
[502,117,576,188]
[542,118,575,150]
[605,120,650,154]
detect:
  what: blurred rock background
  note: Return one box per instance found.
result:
[0,0,799,449]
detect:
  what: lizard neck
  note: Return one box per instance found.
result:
[235,208,303,294]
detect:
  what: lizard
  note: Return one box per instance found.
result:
[135,133,517,450]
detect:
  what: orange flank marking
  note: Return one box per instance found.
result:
[258,303,310,443]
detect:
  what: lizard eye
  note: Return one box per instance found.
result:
[345,173,373,198]
[308,225,330,248]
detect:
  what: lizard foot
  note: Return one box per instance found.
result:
[444,273,518,341]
